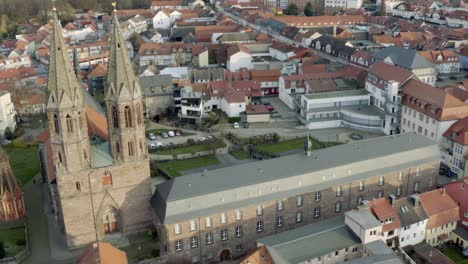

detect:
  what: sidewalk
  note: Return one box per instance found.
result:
[22,174,76,264]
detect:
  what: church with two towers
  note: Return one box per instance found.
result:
[42,6,153,248]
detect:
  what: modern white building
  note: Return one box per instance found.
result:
[152,11,171,29]
[297,90,385,133]
[0,92,16,136]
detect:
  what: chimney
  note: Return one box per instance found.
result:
[388,194,396,206]
[410,194,420,208]
[93,242,98,249]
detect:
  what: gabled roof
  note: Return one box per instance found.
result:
[443,116,468,145]
[369,198,401,233]
[368,61,414,86]
[0,147,22,199]
[372,46,434,70]
[418,189,459,229]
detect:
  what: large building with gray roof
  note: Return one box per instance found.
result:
[372,46,436,86]
[151,132,440,263]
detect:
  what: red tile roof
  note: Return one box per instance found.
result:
[444,179,468,229]
[418,189,460,229]
[368,61,414,89]
[443,116,468,145]
[369,197,401,233]
[77,241,127,264]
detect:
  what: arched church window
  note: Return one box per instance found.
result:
[112,106,119,129]
[128,141,134,157]
[103,207,119,234]
[66,114,73,133]
[137,103,142,125]
[53,114,60,134]
[124,106,132,128]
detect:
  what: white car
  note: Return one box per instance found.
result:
[156,142,163,148]
[148,143,157,150]
[168,131,175,137]
[199,136,206,142]
[233,122,240,129]
[148,133,156,140]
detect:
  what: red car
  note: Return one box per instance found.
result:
[266,105,275,111]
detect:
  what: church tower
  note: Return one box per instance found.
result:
[105,7,146,163]
[46,7,91,174]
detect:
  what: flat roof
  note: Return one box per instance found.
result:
[152,133,440,224]
[304,89,369,100]
[258,216,360,264]
[345,208,381,230]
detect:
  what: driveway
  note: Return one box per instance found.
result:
[266,97,297,119]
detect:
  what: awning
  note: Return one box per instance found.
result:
[438,233,449,241]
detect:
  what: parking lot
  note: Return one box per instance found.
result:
[145,129,210,148]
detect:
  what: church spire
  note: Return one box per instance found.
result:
[106,3,140,100]
[47,5,84,107]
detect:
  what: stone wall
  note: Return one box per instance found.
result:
[57,159,154,248]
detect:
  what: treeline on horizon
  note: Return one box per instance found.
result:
[0,0,152,39]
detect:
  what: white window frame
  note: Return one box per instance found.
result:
[174,224,181,235]
[296,196,303,206]
[256,221,264,232]
[205,217,212,228]
[256,205,263,216]
[206,233,213,244]
[359,181,364,191]
[191,236,198,248]
[190,220,197,232]
[314,208,320,218]
[296,211,303,222]
[235,210,242,221]
[277,216,283,227]
[379,176,384,186]
[315,192,321,202]
[235,226,242,237]
[336,186,342,197]
[277,200,283,211]
[221,229,228,241]
[335,201,341,212]
[220,213,227,224]
[175,240,183,251]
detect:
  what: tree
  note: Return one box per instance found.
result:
[128,32,143,52]
[4,127,13,140]
[304,1,314,16]
[284,3,300,15]
[0,241,5,259]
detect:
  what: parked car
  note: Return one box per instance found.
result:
[233,122,240,129]
[148,143,157,150]
[148,133,156,140]
[463,247,468,257]
[160,132,169,138]
[266,105,275,111]
[1,140,11,145]
[187,138,195,144]
[168,142,175,148]
[168,131,175,137]
[156,142,163,148]
[199,136,206,142]
[207,135,214,139]
[263,101,271,106]
[175,130,181,136]
[243,122,249,128]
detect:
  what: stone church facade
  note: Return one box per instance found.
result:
[46,8,153,248]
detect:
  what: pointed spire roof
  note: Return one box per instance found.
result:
[0,147,21,199]
[107,6,139,99]
[47,7,83,106]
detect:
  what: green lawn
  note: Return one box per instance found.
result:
[231,150,248,160]
[159,155,220,177]
[254,138,340,154]
[442,248,468,264]
[156,139,226,155]
[0,227,26,257]
[5,146,40,185]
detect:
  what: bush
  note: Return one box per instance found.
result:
[15,238,26,246]
[4,128,13,140]
[227,117,241,123]
[9,138,37,148]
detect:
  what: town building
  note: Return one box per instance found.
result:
[120,15,148,40]
[0,55,33,70]
[151,133,440,263]
[42,9,153,248]
[400,80,468,142]
[0,147,26,222]
[0,92,17,136]
[140,75,174,118]
[444,179,468,248]
[324,0,364,15]
[446,10,468,28]
[150,0,188,11]
[365,61,414,135]
[138,43,195,67]
[419,50,461,75]
[440,116,468,178]
[297,89,385,132]
[418,188,459,247]
[372,47,436,86]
